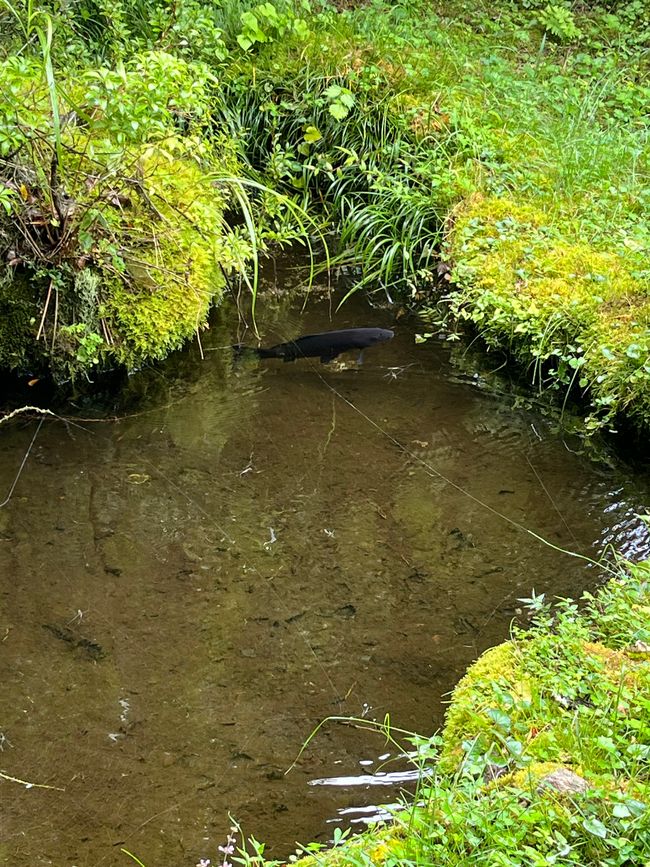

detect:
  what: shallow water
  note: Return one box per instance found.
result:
[1,268,649,867]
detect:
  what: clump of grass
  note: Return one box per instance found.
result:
[217,50,465,300]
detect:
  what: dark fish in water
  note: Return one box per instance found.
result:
[234,327,394,364]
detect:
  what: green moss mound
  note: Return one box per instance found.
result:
[0,51,244,382]
[446,195,650,434]
[98,142,237,369]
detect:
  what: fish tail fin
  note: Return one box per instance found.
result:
[232,343,258,360]
[232,344,280,360]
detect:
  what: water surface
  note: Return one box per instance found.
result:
[1,269,649,867]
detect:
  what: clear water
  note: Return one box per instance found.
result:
[1,267,648,867]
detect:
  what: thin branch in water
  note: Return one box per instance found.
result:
[0,768,64,791]
[0,406,56,425]
[0,418,44,509]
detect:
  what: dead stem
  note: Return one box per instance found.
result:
[0,769,64,792]
[36,279,53,341]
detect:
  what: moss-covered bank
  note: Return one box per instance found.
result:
[445,195,650,435]
[288,559,650,866]
[0,51,245,382]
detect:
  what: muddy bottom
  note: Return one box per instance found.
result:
[1,269,649,867]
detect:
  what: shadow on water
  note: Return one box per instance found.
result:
[1,260,649,866]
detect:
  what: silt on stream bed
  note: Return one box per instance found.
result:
[1,263,649,867]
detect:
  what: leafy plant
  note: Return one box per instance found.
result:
[323,83,355,120]
[537,4,582,41]
[236,1,309,51]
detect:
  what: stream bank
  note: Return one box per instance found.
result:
[288,558,650,867]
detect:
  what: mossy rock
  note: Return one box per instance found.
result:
[501,760,580,794]
[446,194,650,434]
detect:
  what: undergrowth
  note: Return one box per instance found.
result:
[218,0,650,434]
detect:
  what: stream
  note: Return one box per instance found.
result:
[1,263,649,867]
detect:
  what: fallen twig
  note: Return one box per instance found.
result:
[0,769,64,791]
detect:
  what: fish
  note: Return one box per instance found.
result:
[233,327,395,364]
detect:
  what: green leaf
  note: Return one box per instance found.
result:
[328,102,348,120]
[623,799,646,816]
[627,743,650,759]
[486,708,511,730]
[293,18,309,38]
[241,10,259,27]
[324,84,342,100]
[504,737,523,756]
[582,818,608,839]
[257,2,278,20]
[303,125,322,143]
[612,804,631,819]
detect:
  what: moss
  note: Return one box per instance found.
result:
[440,641,526,767]
[583,640,640,679]
[86,140,238,370]
[0,137,241,379]
[0,270,41,373]
[445,194,650,433]
[0,51,245,381]
[504,760,572,791]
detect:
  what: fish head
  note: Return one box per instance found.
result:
[369,328,395,344]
